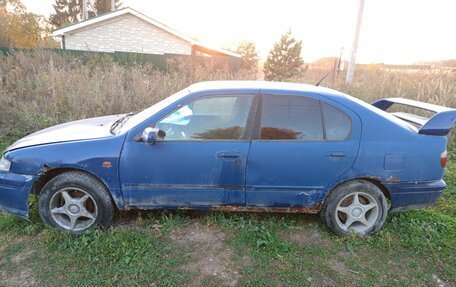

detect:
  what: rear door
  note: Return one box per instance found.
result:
[246,93,361,208]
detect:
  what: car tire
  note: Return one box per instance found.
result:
[38,171,114,234]
[320,180,388,236]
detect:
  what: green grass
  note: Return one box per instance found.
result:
[39,228,187,286]
[0,212,190,286]
[0,150,455,286]
[0,141,8,153]
[202,211,453,286]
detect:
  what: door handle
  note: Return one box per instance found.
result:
[327,152,346,158]
[217,151,241,159]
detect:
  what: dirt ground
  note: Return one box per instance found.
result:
[169,222,249,287]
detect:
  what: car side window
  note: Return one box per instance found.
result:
[156,95,253,141]
[321,102,352,140]
[260,95,324,140]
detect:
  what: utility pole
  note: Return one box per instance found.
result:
[337,47,344,75]
[82,0,88,20]
[111,0,115,11]
[346,0,365,84]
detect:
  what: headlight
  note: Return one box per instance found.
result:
[0,156,11,172]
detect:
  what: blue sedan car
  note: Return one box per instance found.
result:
[0,81,454,236]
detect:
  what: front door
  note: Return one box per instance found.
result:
[120,93,255,208]
[246,93,361,208]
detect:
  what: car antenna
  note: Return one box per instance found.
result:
[315,71,332,86]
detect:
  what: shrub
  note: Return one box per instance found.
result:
[0,49,256,145]
[1,49,455,147]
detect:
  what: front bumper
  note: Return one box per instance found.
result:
[0,171,35,218]
[386,179,446,212]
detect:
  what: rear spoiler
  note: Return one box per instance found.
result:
[371,98,456,136]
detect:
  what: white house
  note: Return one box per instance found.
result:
[52,7,239,58]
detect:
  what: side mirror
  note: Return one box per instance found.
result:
[141,128,165,144]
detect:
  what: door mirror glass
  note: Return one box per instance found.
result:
[141,127,165,144]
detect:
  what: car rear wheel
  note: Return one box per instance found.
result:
[320,180,388,236]
[38,171,114,234]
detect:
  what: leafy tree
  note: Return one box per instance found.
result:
[0,7,11,46]
[263,30,304,81]
[94,0,122,15]
[49,0,122,28]
[49,0,86,28]
[0,0,50,48]
[0,0,26,12]
[236,41,259,73]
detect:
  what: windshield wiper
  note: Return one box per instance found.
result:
[110,112,135,135]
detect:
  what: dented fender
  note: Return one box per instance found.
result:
[0,171,36,218]
[2,134,128,216]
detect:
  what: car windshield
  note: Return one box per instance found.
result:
[114,88,190,134]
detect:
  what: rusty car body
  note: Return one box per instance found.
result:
[1,81,454,235]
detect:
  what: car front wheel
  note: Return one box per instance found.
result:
[320,180,388,236]
[38,171,114,234]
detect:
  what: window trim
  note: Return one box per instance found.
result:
[151,93,259,142]
[253,93,353,142]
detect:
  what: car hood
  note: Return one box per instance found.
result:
[6,114,125,152]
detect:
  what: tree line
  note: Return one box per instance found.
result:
[49,0,122,27]
[237,30,304,81]
[1,0,305,81]
[0,0,121,48]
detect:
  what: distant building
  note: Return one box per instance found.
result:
[52,7,239,58]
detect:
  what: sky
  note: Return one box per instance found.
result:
[21,0,456,64]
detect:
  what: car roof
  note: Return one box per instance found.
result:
[187,81,344,97]
[187,81,416,133]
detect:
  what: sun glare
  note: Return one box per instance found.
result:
[20,0,456,64]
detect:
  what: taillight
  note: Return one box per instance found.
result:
[441,150,448,168]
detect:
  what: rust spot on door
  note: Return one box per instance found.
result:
[177,201,323,214]
[386,176,400,183]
